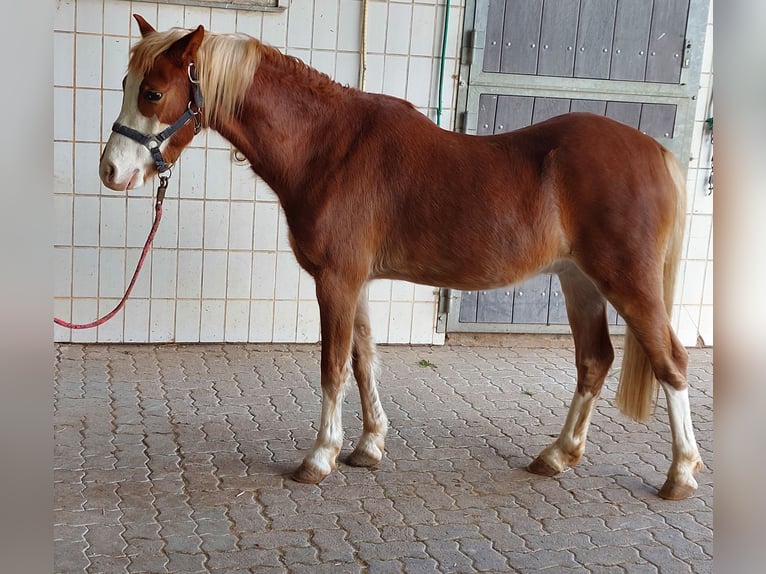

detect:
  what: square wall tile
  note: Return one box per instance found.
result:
[156,3,183,30]
[72,247,99,298]
[96,299,124,342]
[202,250,228,299]
[54,195,73,246]
[98,248,125,299]
[407,57,433,109]
[70,299,98,342]
[411,302,437,344]
[76,0,103,34]
[184,5,211,29]
[73,142,102,195]
[104,0,131,36]
[99,196,126,247]
[261,7,288,47]
[75,34,102,89]
[54,32,75,86]
[411,4,437,56]
[275,252,300,300]
[231,164,256,200]
[335,51,361,87]
[123,298,150,342]
[55,0,75,32]
[312,50,337,78]
[150,250,178,299]
[313,0,338,51]
[55,247,73,298]
[287,1,313,49]
[178,200,204,249]
[103,36,130,90]
[366,2,388,53]
[125,248,151,298]
[75,89,101,142]
[126,197,153,247]
[297,299,321,343]
[368,301,390,343]
[273,300,298,342]
[338,0,361,52]
[176,300,201,341]
[101,89,123,141]
[225,300,251,341]
[73,196,100,246]
[254,202,279,251]
[54,142,74,193]
[386,2,412,55]
[150,299,176,342]
[203,201,230,249]
[252,251,277,299]
[249,301,275,342]
[178,148,207,199]
[686,215,712,261]
[177,250,203,298]
[229,202,255,250]
[206,149,232,199]
[681,260,706,306]
[211,7,237,32]
[153,199,179,249]
[388,301,413,343]
[383,55,408,98]
[227,252,253,299]
[200,300,226,342]
[54,86,74,141]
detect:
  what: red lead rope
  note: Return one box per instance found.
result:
[54,177,168,330]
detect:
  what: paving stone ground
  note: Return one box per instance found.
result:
[54,339,713,573]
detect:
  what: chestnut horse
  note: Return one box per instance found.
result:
[99,15,703,499]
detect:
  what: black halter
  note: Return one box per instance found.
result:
[112,62,205,174]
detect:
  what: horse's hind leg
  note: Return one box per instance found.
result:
[613,299,703,499]
[346,289,389,467]
[528,265,614,476]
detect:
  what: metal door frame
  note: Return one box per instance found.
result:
[438,0,711,334]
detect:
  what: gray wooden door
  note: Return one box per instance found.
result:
[442,0,710,334]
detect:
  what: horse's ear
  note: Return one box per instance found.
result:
[133,14,156,37]
[166,25,205,67]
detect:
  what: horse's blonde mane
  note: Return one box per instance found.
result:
[129,28,262,125]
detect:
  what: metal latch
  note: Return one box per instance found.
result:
[682,40,692,68]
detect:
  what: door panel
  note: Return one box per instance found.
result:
[447,0,709,334]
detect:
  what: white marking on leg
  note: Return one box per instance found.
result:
[303,367,350,474]
[537,391,597,471]
[354,353,388,462]
[660,381,703,487]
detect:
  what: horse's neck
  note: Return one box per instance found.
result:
[211,54,345,206]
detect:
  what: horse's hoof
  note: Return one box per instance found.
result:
[658,478,697,500]
[291,461,329,484]
[527,456,562,477]
[346,449,381,468]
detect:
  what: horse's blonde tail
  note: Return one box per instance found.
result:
[615,148,686,421]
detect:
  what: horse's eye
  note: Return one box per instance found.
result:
[144,90,163,102]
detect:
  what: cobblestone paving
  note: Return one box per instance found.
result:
[54,341,713,573]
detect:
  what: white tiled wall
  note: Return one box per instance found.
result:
[54,0,714,347]
[54,0,459,344]
[675,0,714,346]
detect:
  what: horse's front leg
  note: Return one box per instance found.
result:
[292,274,359,484]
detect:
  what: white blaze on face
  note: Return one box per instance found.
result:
[99,71,171,191]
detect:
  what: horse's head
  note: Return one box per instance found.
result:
[100,15,205,191]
